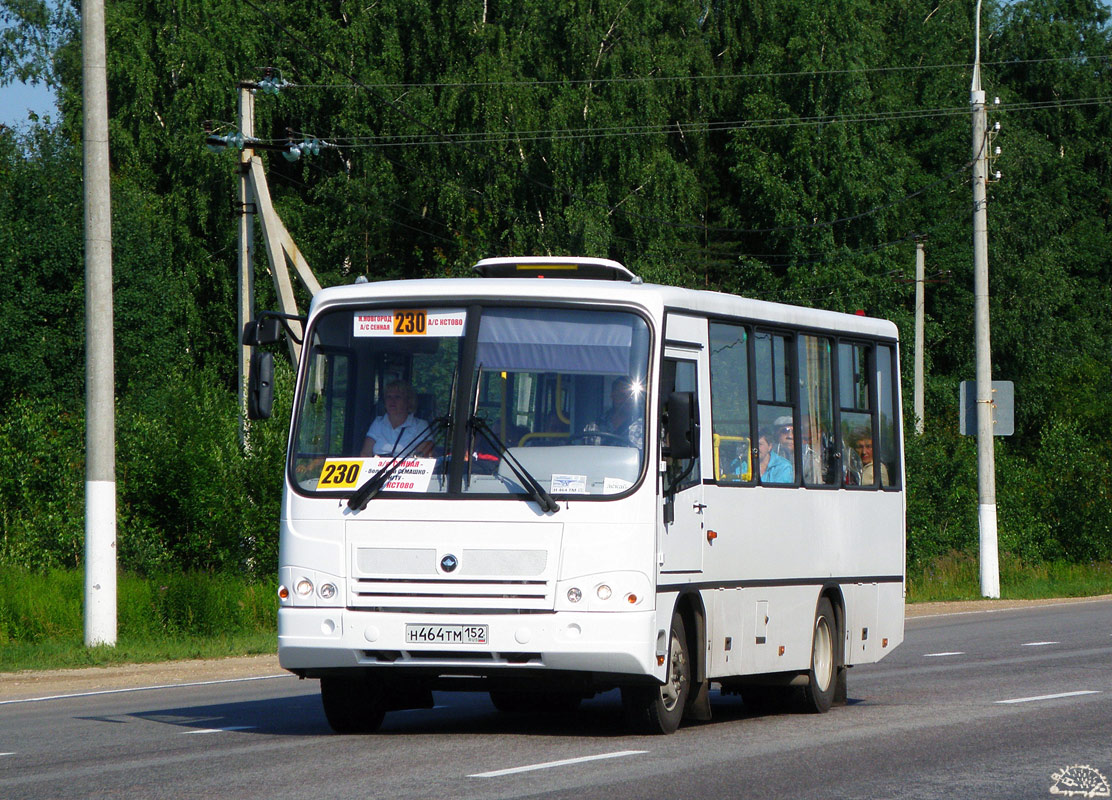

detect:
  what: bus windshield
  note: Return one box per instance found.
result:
[290,304,651,500]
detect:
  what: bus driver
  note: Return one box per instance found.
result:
[360,380,434,457]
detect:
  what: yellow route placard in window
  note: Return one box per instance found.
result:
[317,459,364,489]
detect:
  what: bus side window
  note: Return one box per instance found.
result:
[661,358,700,494]
[876,344,899,488]
[799,335,836,486]
[839,341,876,487]
[709,322,752,483]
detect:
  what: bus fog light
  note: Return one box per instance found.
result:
[596,584,612,601]
[319,582,337,600]
[567,587,582,603]
[295,579,314,597]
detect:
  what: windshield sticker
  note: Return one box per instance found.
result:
[551,473,588,494]
[317,459,365,490]
[354,310,466,338]
[362,456,436,492]
[603,477,634,494]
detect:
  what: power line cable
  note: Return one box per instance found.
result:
[283,55,1112,91]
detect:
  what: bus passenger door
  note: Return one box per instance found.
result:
[660,352,704,575]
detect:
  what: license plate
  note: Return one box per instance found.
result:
[405,624,488,645]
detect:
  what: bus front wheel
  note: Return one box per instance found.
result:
[320,676,386,734]
[622,612,690,734]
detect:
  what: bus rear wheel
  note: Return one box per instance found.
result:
[320,676,386,734]
[622,612,690,734]
[797,597,838,714]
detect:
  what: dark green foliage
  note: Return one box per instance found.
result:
[1,0,1111,578]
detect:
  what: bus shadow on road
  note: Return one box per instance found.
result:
[119,688,864,738]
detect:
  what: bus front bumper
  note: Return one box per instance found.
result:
[278,607,660,678]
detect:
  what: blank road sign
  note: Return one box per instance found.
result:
[959,380,1014,436]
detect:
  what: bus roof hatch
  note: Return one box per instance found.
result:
[472,256,638,282]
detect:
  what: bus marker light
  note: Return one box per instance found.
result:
[882,638,889,648]
[707,530,718,542]
[626,593,639,605]
[278,585,290,601]
[657,654,666,666]
[596,585,612,601]
[778,646,785,656]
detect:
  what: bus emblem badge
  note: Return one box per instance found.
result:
[440,554,459,573]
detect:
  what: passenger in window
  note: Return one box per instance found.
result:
[854,434,889,486]
[758,428,793,484]
[361,380,434,457]
[773,415,795,462]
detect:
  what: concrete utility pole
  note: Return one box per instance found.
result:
[237,84,256,450]
[971,0,1000,599]
[83,0,117,646]
[913,239,926,436]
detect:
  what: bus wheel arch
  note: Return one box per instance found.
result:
[674,591,712,721]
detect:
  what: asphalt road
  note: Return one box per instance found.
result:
[2,598,1110,800]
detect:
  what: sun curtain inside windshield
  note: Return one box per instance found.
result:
[290,304,651,499]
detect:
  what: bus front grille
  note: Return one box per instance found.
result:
[350,578,553,610]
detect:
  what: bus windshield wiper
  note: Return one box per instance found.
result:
[348,416,448,511]
[469,415,559,514]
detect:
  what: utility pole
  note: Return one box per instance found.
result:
[913,239,926,436]
[83,0,117,646]
[237,84,256,450]
[971,0,1000,599]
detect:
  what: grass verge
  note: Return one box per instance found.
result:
[907,551,1112,602]
[0,568,276,672]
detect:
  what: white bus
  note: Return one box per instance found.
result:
[258,256,905,734]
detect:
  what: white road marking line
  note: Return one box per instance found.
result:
[0,674,291,706]
[1021,641,1059,647]
[996,690,1101,705]
[924,651,964,657]
[0,752,14,757]
[470,750,648,778]
[180,726,256,735]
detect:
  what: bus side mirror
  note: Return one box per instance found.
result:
[243,316,282,346]
[248,350,274,420]
[666,391,699,460]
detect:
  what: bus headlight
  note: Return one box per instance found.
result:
[318,583,337,600]
[295,579,314,597]
[557,572,650,611]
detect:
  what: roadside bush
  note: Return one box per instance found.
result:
[0,363,292,576]
[0,397,85,570]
